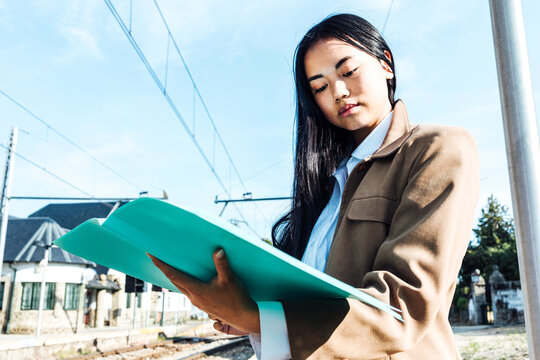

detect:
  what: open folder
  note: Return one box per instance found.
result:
[54,198,402,320]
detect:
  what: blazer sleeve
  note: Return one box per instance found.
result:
[281,128,480,359]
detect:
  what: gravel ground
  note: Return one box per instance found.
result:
[205,324,531,360]
[204,345,256,360]
[156,323,530,360]
[454,325,529,360]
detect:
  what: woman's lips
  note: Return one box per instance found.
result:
[338,103,359,117]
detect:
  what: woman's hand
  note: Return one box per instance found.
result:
[147,249,260,334]
[209,315,249,335]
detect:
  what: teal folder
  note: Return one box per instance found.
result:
[54,198,402,320]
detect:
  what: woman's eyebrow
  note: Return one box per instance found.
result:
[335,56,351,70]
[308,56,352,83]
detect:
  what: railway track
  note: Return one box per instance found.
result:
[65,334,253,360]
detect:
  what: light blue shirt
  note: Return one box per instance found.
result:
[250,111,393,360]
[302,111,393,272]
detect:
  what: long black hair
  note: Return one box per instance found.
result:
[272,14,397,259]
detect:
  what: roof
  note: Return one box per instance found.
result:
[2,217,95,266]
[86,278,121,291]
[0,214,22,220]
[27,201,130,274]
[28,201,128,230]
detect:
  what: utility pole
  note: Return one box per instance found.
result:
[489,1,540,358]
[132,295,137,330]
[35,241,51,337]
[0,126,18,277]
[160,291,166,326]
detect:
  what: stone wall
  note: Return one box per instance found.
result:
[0,274,13,331]
[490,281,524,324]
[2,277,191,334]
[6,281,85,334]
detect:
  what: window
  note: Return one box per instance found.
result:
[64,283,80,310]
[0,282,4,310]
[136,293,142,308]
[21,282,55,310]
[126,293,131,309]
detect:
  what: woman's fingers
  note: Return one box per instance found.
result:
[213,248,232,284]
[146,253,199,295]
[213,320,224,332]
[213,321,234,334]
[147,250,258,333]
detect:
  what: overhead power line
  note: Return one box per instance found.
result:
[103,0,266,237]
[217,154,292,198]
[0,89,144,192]
[382,0,395,35]
[0,143,93,197]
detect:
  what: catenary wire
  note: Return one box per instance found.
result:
[0,143,93,197]
[0,89,144,192]
[382,0,395,35]
[103,0,265,238]
[150,0,272,229]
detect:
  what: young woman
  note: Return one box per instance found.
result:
[150,13,480,360]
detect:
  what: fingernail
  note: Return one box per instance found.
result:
[216,249,224,259]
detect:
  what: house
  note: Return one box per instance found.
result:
[0,217,95,333]
[0,201,193,334]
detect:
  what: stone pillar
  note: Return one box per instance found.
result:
[471,269,487,325]
[111,290,121,326]
[489,265,506,324]
[54,282,65,317]
[88,290,97,327]
[75,284,85,332]
[7,282,22,333]
[95,289,106,328]
[11,282,21,312]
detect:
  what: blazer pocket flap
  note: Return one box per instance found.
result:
[347,197,398,224]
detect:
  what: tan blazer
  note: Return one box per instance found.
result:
[282,100,480,359]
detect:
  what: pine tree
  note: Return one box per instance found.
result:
[463,194,519,282]
[452,195,520,314]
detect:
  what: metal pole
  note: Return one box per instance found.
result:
[35,246,50,336]
[10,195,167,201]
[215,196,292,204]
[160,291,166,326]
[489,1,540,358]
[132,294,137,329]
[0,126,18,277]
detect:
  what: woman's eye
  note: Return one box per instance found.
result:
[314,84,327,94]
[343,68,358,77]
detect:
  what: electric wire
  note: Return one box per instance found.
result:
[103,0,264,238]
[150,0,273,230]
[217,154,292,197]
[382,0,395,35]
[0,89,144,192]
[0,143,93,197]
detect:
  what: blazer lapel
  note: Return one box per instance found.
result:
[370,99,415,160]
[325,100,415,275]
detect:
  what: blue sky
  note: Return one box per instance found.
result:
[1,0,539,240]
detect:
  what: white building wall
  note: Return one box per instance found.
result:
[3,263,94,284]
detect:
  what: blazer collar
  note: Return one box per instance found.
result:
[369,99,415,160]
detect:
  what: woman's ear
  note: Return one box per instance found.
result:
[380,50,394,79]
[384,50,392,63]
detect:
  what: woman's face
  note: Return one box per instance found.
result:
[304,38,394,145]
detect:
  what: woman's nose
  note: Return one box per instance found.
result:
[333,81,350,102]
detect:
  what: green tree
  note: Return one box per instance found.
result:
[462,195,519,283]
[452,195,520,314]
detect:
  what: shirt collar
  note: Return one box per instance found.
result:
[334,110,393,178]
